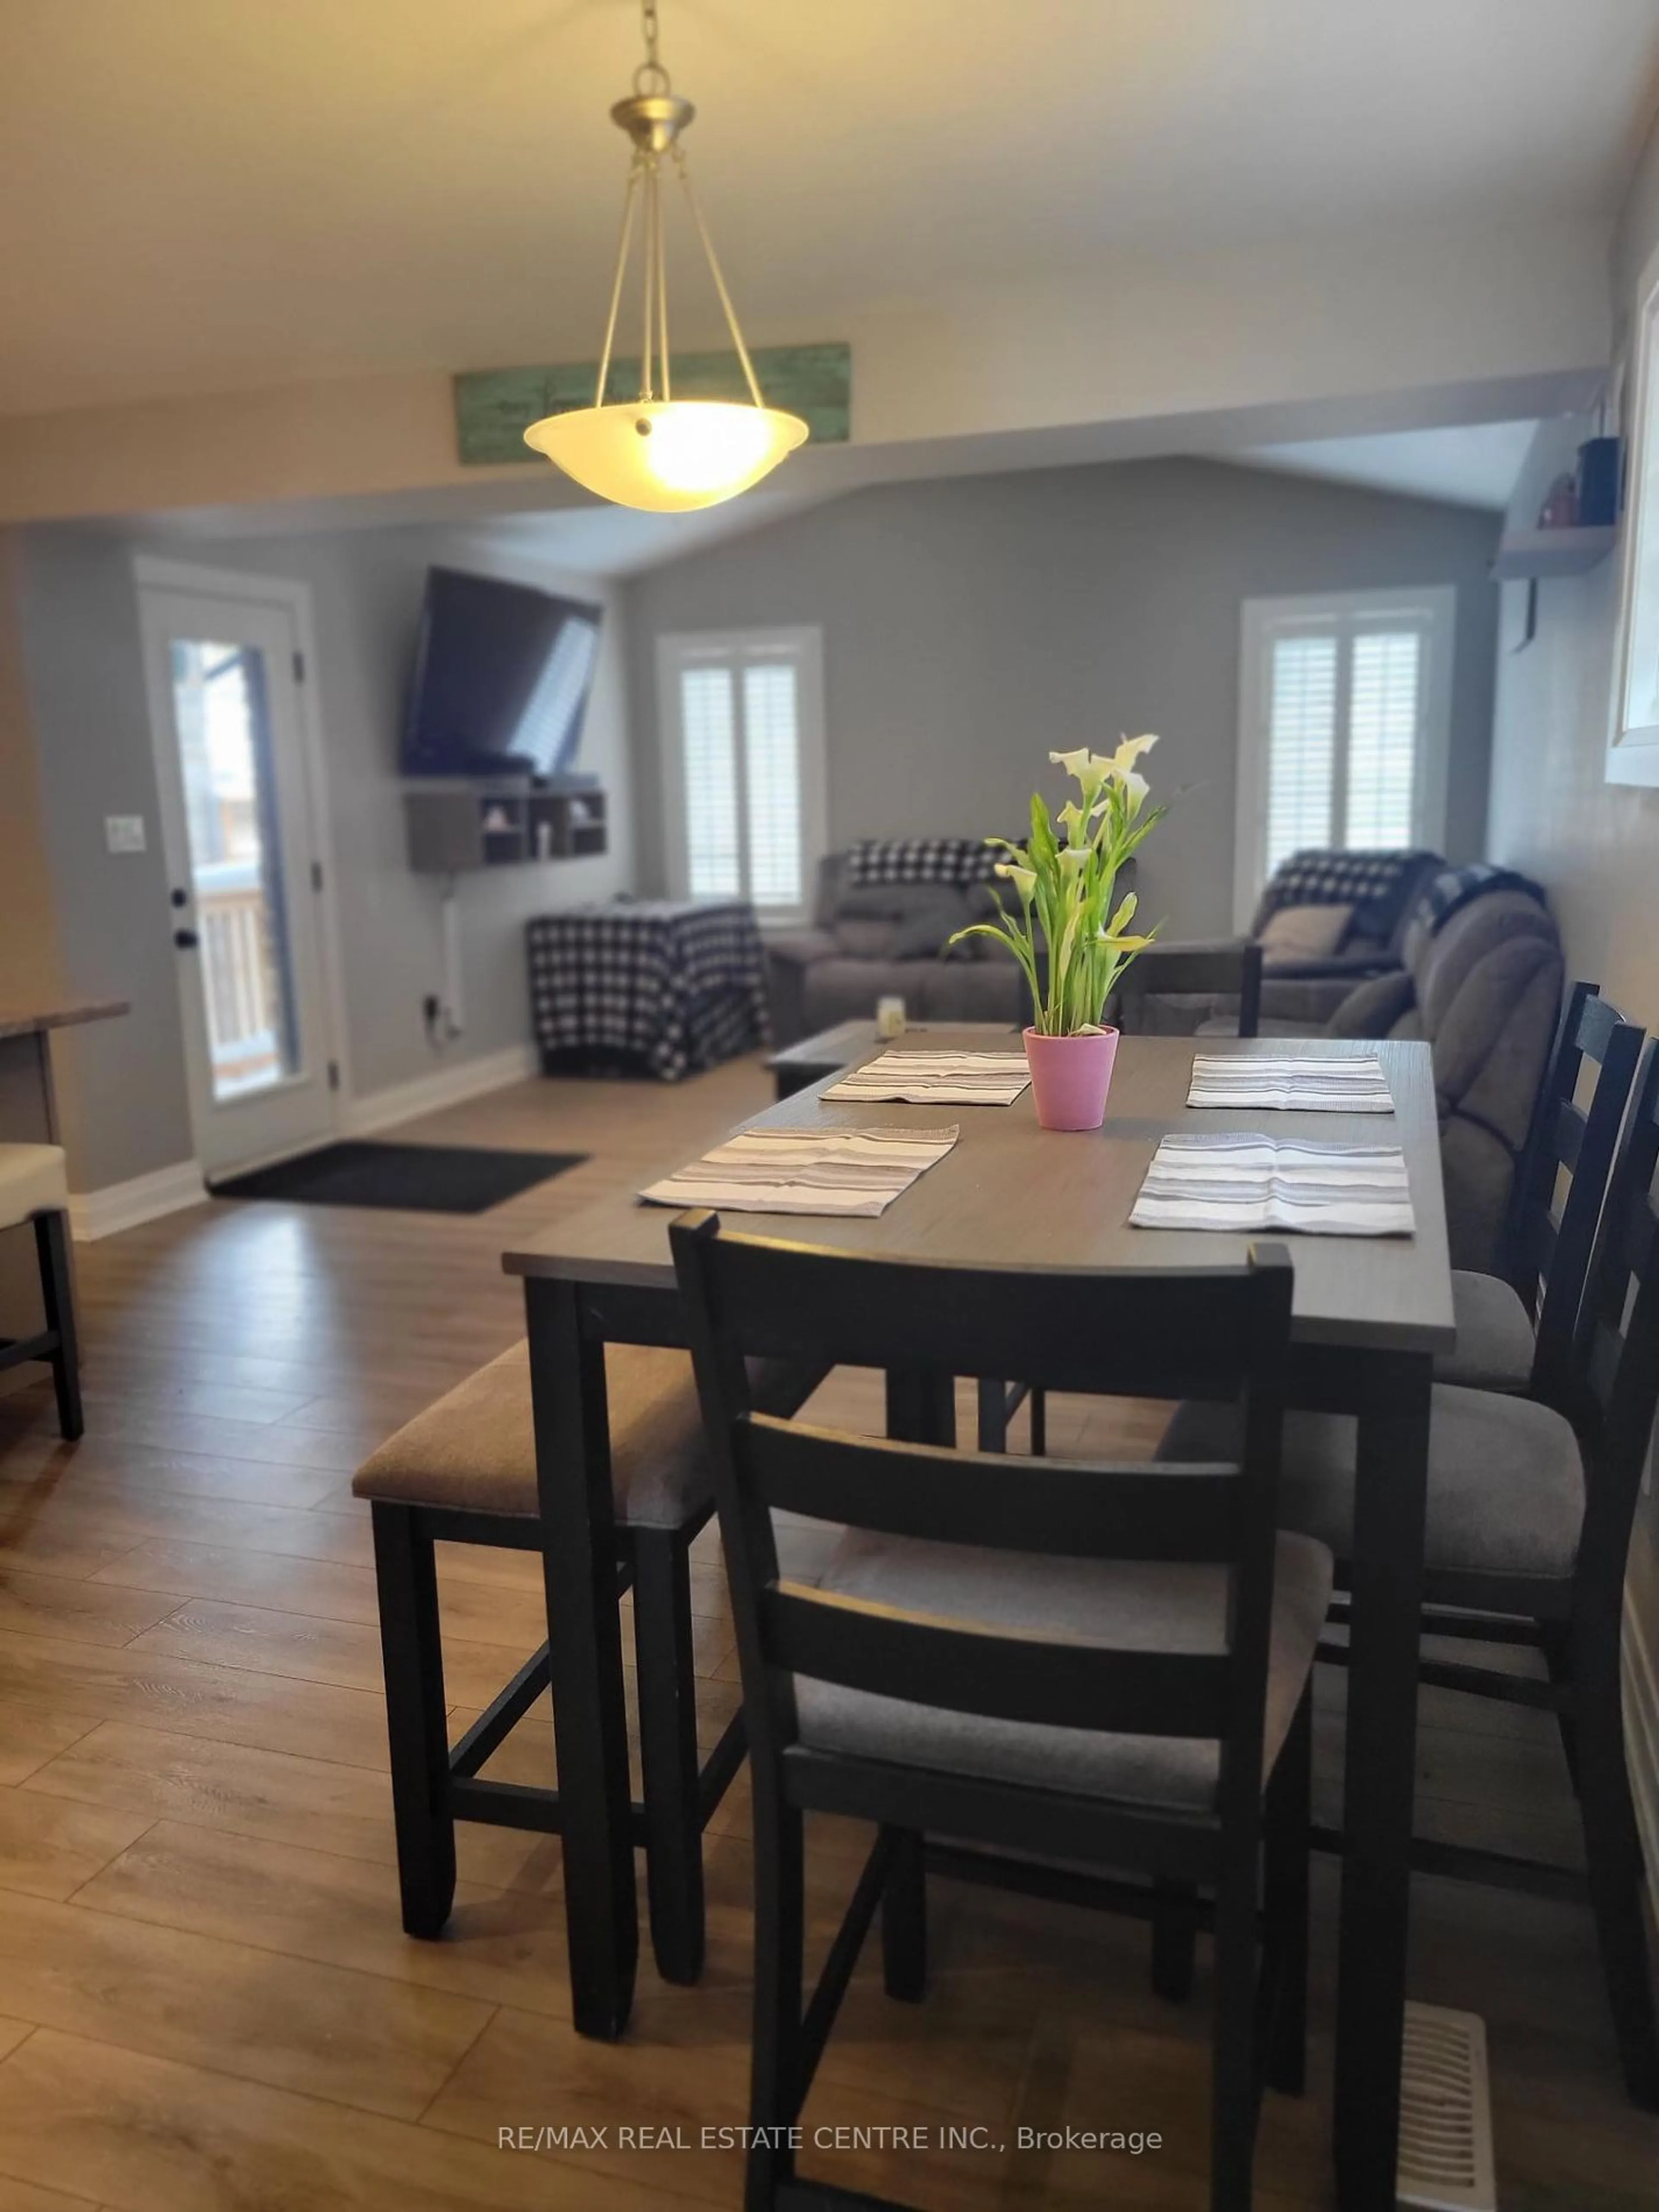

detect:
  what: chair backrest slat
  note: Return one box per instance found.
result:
[739,1415,1247,1562]
[672,1213,1294,1840]
[760,1585,1233,1738]
[1577,990,1625,1061]
[1503,982,1643,1395]
[1555,1099,1587,1175]
[672,1237,1278,1403]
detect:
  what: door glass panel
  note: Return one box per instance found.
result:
[168,640,301,1100]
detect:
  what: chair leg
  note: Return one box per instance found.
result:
[370,1503,456,1939]
[976,1378,1008,1453]
[632,1529,706,1986]
[1263,1686,1312,2097]
[880,1826,927,2003]
[1150,1880,1198,2002]
[747,1796,805,2212]
[1573,1633,1659,2109]
[1210,1850,1263,2212]
[1028,1386,1046,1456]
[33,1210,82,1443]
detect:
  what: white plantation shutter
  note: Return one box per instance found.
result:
[659,629,825,918]
[1236,590,1452,925]
[681,666,740,898]
[1345,629,1421,848]
[741,662,804,908]
[1265,633,1338,877]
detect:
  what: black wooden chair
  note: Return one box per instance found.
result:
[0,1144,82,1441]
[671,1219,1327,2212]
[1166,1038,1659,2108]
[1114,938,1265,1041]
[354,1338,814,1989]
[1436,981,1641,1404]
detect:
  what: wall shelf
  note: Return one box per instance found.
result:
[404,785,607,873]
[1491,525,1616,581]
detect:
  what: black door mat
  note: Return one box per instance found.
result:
[211,1141,587,1214]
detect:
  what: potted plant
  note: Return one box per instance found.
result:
[950,738,1166,1130]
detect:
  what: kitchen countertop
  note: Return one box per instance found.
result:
[0,997,130,1042]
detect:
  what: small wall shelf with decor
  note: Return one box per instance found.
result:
[1490,525,1617,581]
[404,785,608,874]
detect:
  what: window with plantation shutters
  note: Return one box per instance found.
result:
[657,627,826,921]
[1234,588,1454,927]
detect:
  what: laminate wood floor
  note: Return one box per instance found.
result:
[0,1057,1651,2209]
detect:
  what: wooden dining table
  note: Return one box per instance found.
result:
[502,1026,1456,2212]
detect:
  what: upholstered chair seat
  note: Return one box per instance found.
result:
[1160,1385,1584,1590]
[0,1143,69,1227]
[1433,1270,1536,1392]
[353,1338,711,1529]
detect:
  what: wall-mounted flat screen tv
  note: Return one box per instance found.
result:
[401,566,603,780]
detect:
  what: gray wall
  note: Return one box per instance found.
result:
[1486,105,1659,1774]
[624,456,1502,935]
[19,528,197,1187]
[17,519,632,1189]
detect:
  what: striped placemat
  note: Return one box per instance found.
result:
[823,1051,1032,1106]
[1187,1053,1395,1113]
[1130,1132,1415,1237]
[640,1124,960,1217]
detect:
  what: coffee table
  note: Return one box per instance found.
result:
[766,1017,1018,1099]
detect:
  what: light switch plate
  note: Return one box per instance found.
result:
[105,814,146,854]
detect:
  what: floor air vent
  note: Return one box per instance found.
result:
[1397,2002,1496,2211]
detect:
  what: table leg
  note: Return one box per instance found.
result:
[525,1275,638,2040]
[885,1367,956,1446]
[1334,1352,1431,2210]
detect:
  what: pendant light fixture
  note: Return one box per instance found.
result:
[524,0,808,512]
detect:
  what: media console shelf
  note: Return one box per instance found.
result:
[404,785,608,873]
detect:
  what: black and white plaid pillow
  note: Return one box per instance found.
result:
[1259,848,1440,939]
[849,837,1001,889]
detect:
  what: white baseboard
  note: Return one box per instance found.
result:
[70,1159,208,1243]
[1625,1586,1659,1926]
[340,1043,539,1138]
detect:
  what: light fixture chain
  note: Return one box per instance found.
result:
[636,0,669,95]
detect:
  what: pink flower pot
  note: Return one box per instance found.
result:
[1023,1026,1120,1131]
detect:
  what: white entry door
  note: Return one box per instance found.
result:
[138,568,341,1179]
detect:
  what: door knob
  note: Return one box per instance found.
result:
[173,928,200,950]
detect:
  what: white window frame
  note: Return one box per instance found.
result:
[655,625,827,924]
[1608,238,1659,787]
[1233,586,1455,930]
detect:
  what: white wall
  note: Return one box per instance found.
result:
[17,518,631,1189]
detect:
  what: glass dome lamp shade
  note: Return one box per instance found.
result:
[525,1,808,512]
[524,400,807,513]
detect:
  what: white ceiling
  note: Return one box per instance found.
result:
[1234,420,1541,512]
[1,0,1656,419]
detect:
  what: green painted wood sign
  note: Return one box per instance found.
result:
[453,341,851,466]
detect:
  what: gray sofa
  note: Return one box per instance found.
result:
[1254,847,1446,1029]
[765,850,1031,1043]
[1205,881,1564,1269]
